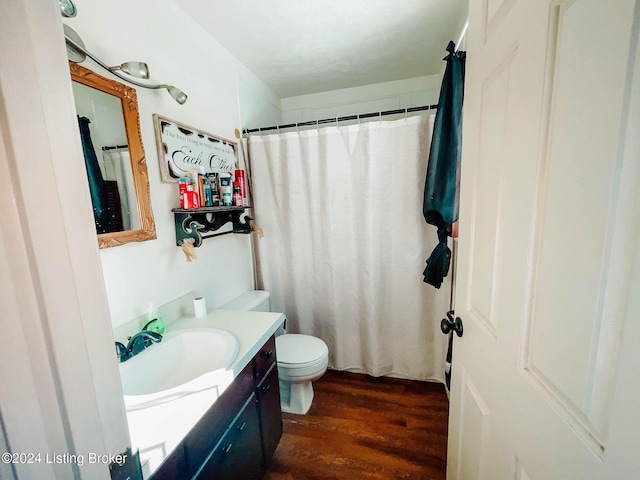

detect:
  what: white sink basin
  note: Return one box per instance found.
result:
[119,327,239,410]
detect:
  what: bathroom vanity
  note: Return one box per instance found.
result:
[123,310,285,479]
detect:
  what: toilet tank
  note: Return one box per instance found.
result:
[219,290,271,312]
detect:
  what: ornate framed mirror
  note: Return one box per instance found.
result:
[70,62,156,248]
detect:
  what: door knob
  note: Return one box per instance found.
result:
[441,310,463,337]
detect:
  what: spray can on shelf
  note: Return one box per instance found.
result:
[234,169,248,206]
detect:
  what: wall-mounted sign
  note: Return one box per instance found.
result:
[152,114,238,182]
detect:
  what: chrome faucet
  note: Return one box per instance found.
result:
[115,324,163,363]
[126,330,163,356]
[115,341,131,363]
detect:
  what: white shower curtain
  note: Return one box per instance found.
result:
[101,149,137,231]
[248,115,450,382]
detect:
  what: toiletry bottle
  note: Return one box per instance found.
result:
[145,303,165,334]
[204,180,213,207]
[185,184,200,208]
[234,169,248,206]
[233,182,243,206]
[207,173,220,206]
[187,170,200,207]
[220,175,232,206]
[179,178,188,208]
[197,166,206,206]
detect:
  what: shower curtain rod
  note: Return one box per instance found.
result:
[101,144,128,151]
[243,103,439,135]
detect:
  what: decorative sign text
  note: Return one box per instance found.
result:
[153,114,238,182]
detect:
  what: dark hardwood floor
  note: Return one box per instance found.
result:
[265,370,449,480]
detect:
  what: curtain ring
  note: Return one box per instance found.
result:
[404,108,408,121]
[277,125,280,134]
[296,123,299,133]
[379,111,382,123]
[316,120,319,130]
[259,128,263,137]
[357,114,360,125]
[335,117,338,127]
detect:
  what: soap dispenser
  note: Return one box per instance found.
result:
[143,303,166,334]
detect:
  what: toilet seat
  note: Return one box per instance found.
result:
[278,355,328,377]
[276,334,328,380]
[276,334,328,366]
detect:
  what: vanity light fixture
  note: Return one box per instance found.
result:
[109,62,150,80]
[63,24,188,105]
[59,0,77,18]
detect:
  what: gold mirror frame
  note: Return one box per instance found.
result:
[70,62,156,248]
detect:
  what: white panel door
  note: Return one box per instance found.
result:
[448,0,640,478]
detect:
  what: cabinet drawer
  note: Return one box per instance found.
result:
[256,364,283,465]
[193,393,263,480]
[254,334,277,381]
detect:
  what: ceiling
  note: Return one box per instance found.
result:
[174,0,468,98]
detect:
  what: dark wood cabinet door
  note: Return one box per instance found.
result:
[193,393,262,480]
[147,444,187,480]
[256,364,283,465]
[254,335,277,381]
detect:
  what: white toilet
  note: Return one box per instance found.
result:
[220,290,329,415]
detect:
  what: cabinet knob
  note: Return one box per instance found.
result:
[262,350,273,358]
[222,443,233,456]
[237,422,246,432]
[261,384,271,393]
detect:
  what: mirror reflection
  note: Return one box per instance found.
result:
[72,81,139,233]
[70,62,156,248]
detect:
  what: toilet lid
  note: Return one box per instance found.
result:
[276,334,328,365]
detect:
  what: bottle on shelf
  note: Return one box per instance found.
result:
[234,169,248,206]
[179,178,189,208]
[233,182,243,206]
[220,175,232,206]
[197,166,207,206]
[206,173,220,206]
[185,184,200,209]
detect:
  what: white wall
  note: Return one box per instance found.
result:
[65,0,281,328]
[237,76,282,134]
[279,74,442,127]
[2,1,132,476]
